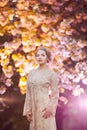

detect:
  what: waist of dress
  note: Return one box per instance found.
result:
[29,82,50,88]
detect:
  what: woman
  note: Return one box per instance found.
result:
[23,46,59,130]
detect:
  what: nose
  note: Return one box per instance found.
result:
[38,55,42,58]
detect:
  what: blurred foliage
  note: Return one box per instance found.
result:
[0,0,87,130]
[0,0,87,129]
[0,93,28,130]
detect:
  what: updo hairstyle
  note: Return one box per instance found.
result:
[35,46,51,62]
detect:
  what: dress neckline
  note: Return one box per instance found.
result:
[36,66,49,71]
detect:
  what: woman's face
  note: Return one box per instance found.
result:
[35,49,48,65]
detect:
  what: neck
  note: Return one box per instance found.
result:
[38,64,48,69]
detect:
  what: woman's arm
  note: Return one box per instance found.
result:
[42,70,59,118]
[23,72,32,116]
[49,71,59,115]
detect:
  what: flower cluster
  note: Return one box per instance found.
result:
[0,0,87,97]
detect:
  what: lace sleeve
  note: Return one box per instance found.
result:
[23,71,32,116]
[48,71,59,116]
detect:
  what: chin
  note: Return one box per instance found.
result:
[38,62,44,64]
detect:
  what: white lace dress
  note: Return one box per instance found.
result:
[23,68,59,130]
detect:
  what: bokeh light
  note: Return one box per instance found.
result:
[0,0,87,111]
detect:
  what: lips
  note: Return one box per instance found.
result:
[38,60,42,62]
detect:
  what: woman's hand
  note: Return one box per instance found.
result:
[42,108,52,119]
[26,114,32,122]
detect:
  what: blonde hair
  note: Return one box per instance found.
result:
[35,46,51,62]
